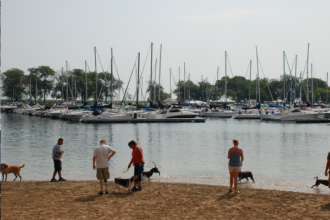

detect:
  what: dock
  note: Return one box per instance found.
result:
[81,118,206,123]
[295,118,330,123]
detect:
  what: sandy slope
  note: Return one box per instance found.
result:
[1,181,330,219]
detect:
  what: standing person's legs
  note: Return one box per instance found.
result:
[229,172,234,190]
[133,165,138,188]
[233,171,239,192]
[102,168,110,194]
[99,179,104,192]
[52,171,58,179]
[52,160,62,181]
[58,171,62,179]
[138,163,144,189]
[96,168,106,194]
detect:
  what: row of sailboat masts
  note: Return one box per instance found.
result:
[149,43,163,103]
[60,46,115,106]
[283,43,321,105]
[93,46,114,106]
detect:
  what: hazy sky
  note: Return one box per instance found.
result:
[2,0,330,98]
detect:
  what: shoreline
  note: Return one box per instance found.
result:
[1,181,330,219]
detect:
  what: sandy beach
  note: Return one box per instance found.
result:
[1,180,329,219]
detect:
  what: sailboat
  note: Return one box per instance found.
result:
[232,50,261,120]
[200,51,235,118]
[270,44,322,121]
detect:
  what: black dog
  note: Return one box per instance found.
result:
[143,162,160,179]
[238,171,255,182]
[311,176,329,188]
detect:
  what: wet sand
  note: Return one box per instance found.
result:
[1,181,330,219]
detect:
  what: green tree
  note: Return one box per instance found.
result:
[28,66,55,103]
[97,72,124,102]
[146,81,170,102]
[1,68,27,101]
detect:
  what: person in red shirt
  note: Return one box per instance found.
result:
[128,140,145,191]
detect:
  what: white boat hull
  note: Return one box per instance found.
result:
[232,113,260,119]
[201,111,234,118]
[271,112,319,121]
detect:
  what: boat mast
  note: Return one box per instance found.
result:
[306,43,309,102]
[85,61,87,102]
[74,76,76,102]
[184,62,186,102]
[300,71,302,104]
[66,61,68,106]
[256,47,260,103]
[141,77,143,102]
[179,67,180,101]
[295,55,298,102]
[150,43,153,102]
[249,60,252,106]
[201,75,203,101]
[111,48,113,105]
[94,47,97,105]
[170,68,172,99]
[256,74,257,101]
[311,63,313,104]
[153,59,157,103]
[136,52,140,105]
[216,67,219,100]
[30,77,32,102]
[189,73,191,101]
[71,69,73,105]
[225,51,227,103]
[327,72,328,104]
[158,44,162,102]
[283,51,286,103]
[36,80,37,102]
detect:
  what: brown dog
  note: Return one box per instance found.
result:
[1,163,25,182]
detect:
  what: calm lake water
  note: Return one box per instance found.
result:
[1,113,329,194]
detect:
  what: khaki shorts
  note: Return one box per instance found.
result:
[96,167,110,180]
[228,166,241,172]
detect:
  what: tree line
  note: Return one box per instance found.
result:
[174,75,329,103]
[1,66,329,104]
[1,66,124,103]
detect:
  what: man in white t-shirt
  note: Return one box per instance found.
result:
[93,140,116,195]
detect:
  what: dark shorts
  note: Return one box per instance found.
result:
[53,160,62,171]
[134,162,144,183]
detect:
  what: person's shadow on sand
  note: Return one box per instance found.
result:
[108,192,133,199]
[72,191,134,203]
[72,195,99,203]
[217,192,235,201]
[321,203,330,211]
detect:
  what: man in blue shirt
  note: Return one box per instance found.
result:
[51,138,66,182]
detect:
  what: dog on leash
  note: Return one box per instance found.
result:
[143,162,160,179]
[1,163,25,182]
[114,176,137,193]
[238,171,255,182]
[311,176,329,188]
